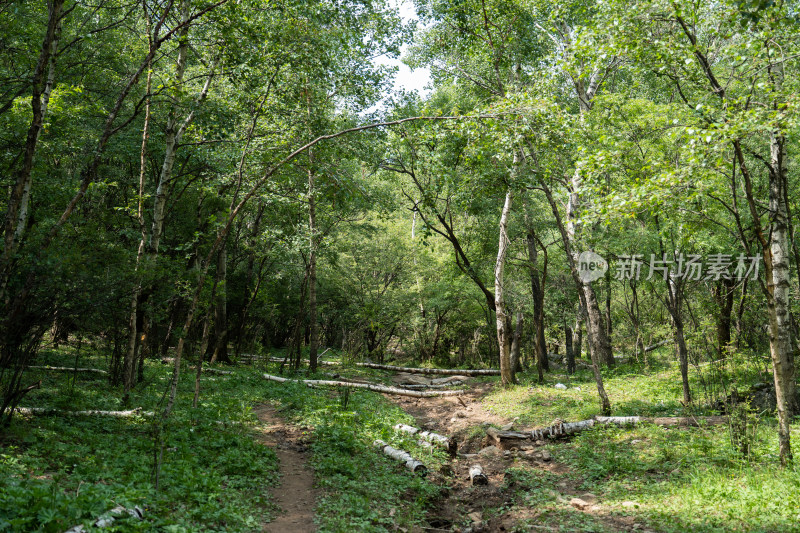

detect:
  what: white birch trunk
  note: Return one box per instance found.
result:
[495,188,514,385]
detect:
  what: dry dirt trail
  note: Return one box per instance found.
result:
[387,379,649,532]
[254,404,318,532]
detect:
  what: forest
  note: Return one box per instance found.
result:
[1,0,799,531]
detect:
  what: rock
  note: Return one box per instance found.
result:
[519,443,533,451]
[501,422,514,431]
[631,439,642,444]
[570,497,590,510]
[399,374,430,386]
[431,375,470,385]
[572,386,581,391]
[557,481,568,489]
[478,445,500,457]
[468,511,482,523]
[540,450,552,461]
[555,383,567,390]
[622,501,639,509]
[503,450,511,457]
[534,440,544,446]
[578,492,597,504]
[450,418,458,424]
[632,524,642,530]
[454,410,468,419]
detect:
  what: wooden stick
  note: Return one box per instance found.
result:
[262,373,465,397]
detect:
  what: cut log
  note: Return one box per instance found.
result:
[26,365,107,375]
[394,423,458,456]
[14,407,153,417]
[262,373,465,397]
[65,505,144,532]
[469,464,488,486]
[356,362,499,376]
[374,439,427,475]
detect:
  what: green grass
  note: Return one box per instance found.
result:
[1,345,280,532]
[1,344,445,532]
[261,379,445,532]
[485,352,800,533]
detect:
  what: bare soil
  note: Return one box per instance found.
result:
[254,404,318,532]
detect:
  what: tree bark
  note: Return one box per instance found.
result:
[1,0,64,283]
[540,180,611,414]
[524,208,548,378]
[714,278,735,357]
[210,243,229,364]
[495,188,515,386]
[510,310,523,374]
[565,324,575,374]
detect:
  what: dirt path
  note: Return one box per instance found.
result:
[254,404,318,532]
[386,379,646,532]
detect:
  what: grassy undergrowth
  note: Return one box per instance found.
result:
[485,351,800,532]
[1,344,281,532]
[260,377,446,532]
[1,344,446,532]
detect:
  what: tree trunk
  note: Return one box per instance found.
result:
[573,313,583,359]
[1,0,64,286]
[766,103,795,465]
[524,208,548,377]
[713,278,734,357]
[495,188,515,386]
[666,276,691,405]
[511,310,523,374]
[540,181,611,414]
[210,243,229,364]
[307,146,319,374]
[565,324,575,374]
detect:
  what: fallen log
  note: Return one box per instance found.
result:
[14,406,153,417]
[26,365,107,375]
[396,382,464,390]
[486,416,729,448]
[469,464,488,486]
[355,362,499,376]
[65,505,144,532]
[262,374,465,397]
[266,357,340,366]
[394,423,458,456]
[530,416,728,440]
[203,368,234,375]
[374,439,427,475]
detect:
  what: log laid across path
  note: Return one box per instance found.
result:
[262,373,465,397]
